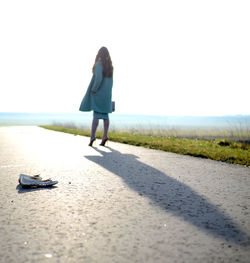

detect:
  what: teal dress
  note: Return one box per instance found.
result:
[79,61,113,119]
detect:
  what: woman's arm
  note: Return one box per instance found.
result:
[91,62,103,93]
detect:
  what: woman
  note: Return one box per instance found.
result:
[79,47,113,146]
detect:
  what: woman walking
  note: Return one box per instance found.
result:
[79,47,113,146]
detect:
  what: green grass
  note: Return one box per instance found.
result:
[41,125,250,166]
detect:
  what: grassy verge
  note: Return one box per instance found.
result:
[41,125,250,166]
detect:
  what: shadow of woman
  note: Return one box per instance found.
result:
[85,146,249,246]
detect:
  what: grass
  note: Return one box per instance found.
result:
[40,125,250,167]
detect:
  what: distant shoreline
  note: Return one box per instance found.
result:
[1,112,249,130]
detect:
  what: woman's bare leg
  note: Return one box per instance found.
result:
[91,117,99,139]
[103,119,110,140]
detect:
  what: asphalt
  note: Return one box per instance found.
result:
[0,126,249,263]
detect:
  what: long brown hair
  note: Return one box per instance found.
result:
[92,47,113,77]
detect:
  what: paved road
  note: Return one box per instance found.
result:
[0,126,250,263]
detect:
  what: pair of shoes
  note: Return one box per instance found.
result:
[88,137,96,146]
[100,137,108,146]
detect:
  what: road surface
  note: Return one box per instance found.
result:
[0,126,249,263]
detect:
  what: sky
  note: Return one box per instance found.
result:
[0,0,249,116]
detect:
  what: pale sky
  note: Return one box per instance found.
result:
[0,0,249,116]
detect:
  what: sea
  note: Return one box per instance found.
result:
[0,112,249,131]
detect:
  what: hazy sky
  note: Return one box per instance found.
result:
[0,0,249,116]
